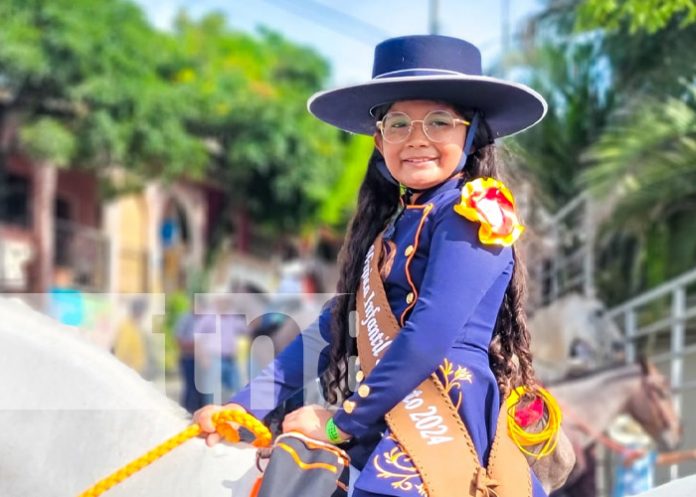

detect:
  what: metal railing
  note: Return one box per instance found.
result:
[527,191,596,309]
[598,267,696,491]
[529,190,696,491]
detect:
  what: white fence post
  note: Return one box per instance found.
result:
[624,309,636,363]
[670,287,686,479]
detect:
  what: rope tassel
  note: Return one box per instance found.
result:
[506,386,562,459]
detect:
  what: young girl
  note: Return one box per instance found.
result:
[195,35,563,497]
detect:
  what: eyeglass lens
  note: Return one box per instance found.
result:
[381,111,460,143]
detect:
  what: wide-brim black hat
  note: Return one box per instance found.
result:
[308,35,547,139]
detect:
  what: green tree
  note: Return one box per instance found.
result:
[535,1,696,102]
[0,0,207,183]
[581,88,696,299]
[317,135,374,228]
[577,0,696,33]
[168,13,349,258]
[1,2,356,259]
[509,40,614,210]
[513,0,696,303]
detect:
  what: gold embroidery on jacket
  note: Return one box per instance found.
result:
[372,435,427,496]
[371,361,472,495]
[439,359,473,411]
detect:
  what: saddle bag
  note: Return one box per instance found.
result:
[251,432,350,497]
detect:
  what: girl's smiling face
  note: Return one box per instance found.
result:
[374,100,468,191]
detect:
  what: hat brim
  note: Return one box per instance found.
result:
[307,75,547,139]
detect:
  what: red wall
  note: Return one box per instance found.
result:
[56,168,100,228]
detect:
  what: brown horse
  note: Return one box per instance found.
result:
[547,358,682,497]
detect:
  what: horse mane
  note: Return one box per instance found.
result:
[543,361,642,388]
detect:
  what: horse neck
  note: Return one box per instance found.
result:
[0,297,186,415]
[551,363,642,435]
[0,297,258,497]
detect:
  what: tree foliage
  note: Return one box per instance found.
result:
[510,40,613,210]
[0,0,207,177]
[515,0,696,302]
[317,135,374,227]
[581,88,696,297]
[0,1,358,236]
[577,0,696,33]
[535,1,696,100]
[168,13,347,232]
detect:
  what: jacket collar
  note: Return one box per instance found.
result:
[402,175,463,206]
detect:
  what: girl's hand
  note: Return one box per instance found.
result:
[282,404,351,443]
[193,403,247,447]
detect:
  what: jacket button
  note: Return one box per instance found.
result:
[356,370,365,382]
[404,245,415,256]
[406,292,415,304]
[358,385,371,398]
[343,400,356,414]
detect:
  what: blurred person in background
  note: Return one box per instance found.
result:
[112,298,148,376]
[175,304,205,413]
[609,416,696,497]
[47,266,84,327]
[194,295,246,403]
[249,243,305,354]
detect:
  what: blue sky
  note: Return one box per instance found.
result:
[134,0,544,86]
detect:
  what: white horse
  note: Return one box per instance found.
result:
[0,297,259,497]
[529,293,624,382]
[636,475,696,497]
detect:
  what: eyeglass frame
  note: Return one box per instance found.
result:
[375,110,471,144]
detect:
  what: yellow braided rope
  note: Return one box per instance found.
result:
[506,385,562,459]
[78,410,271,497]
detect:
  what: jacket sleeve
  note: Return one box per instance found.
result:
[229,301,333,420]
[332,203,514,438]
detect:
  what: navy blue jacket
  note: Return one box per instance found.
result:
[231,177,546,496]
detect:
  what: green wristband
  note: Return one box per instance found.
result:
[326,417,342,444]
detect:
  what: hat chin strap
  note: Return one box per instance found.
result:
[376,157,399,186]
[376,112,481,193]
[451,112,480,177]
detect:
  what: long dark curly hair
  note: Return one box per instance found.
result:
[322,110,536,405]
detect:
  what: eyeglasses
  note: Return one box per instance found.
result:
[376,110,470,144]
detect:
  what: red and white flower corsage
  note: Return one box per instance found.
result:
[453,178,524,247]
